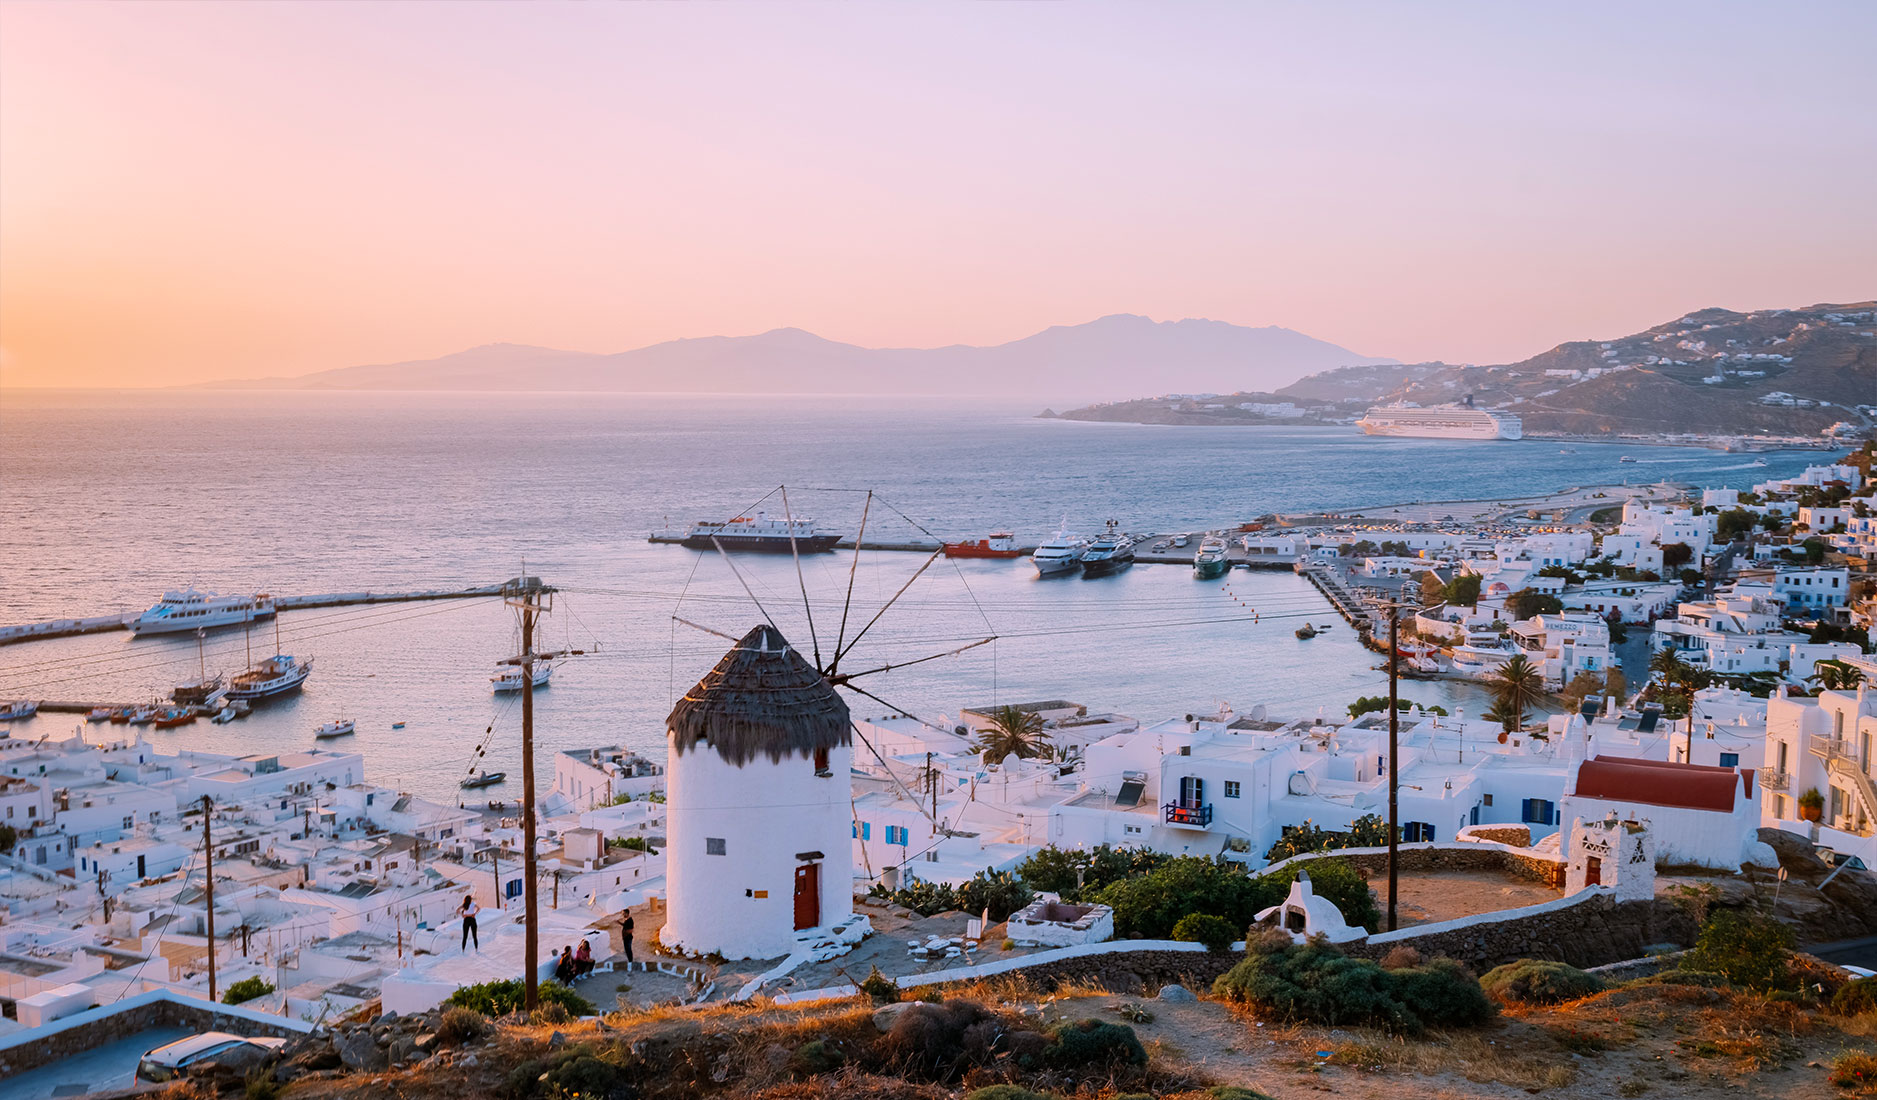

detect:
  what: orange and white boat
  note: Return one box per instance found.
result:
[942,533,1023,559]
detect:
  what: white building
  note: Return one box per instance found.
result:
[1560,755,1766,870]
[661,625,861,961]
[553,745,665,812]
[1509,614,1613,688]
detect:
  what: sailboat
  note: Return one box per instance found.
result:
[226,616,312,701]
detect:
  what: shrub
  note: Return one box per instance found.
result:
[879,1000,994,1071]
[1096,856,1270,939]
[1046,1018,1147,1068]
[1264,815,1393,862]
[860,965,900,1004]
[1171,913,1238,952]
[221,976,274,1005]
[789,1039,845,1076]
[435,1006,492,1046]
[1682,909,1794,991]
[1208,1089,1277,1100]
[964,1088,1056,1100]
[1831,1050,1877,1090]
[1833,977,1877,1016]
[1480,959,1606,1005]
[448,978,595,1017]
[1213,938,1492,1034]
[1015,844,1167,901]
[504,1045,634,1100]
[607,836,648,851]
[957,869,1035,922]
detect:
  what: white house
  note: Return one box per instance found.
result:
[1559,756,1766,870]
[553,745,664,812]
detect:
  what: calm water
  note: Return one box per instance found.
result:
[0,389,1823,804]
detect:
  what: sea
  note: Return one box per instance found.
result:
[0,389,1829,806]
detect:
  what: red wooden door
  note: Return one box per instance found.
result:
[793,863,820,930]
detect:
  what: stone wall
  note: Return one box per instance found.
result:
[1460,825,1533,847]
[1276,841,1565,888]
[0,992,312,1078]
[908,948,1240,998]
[1343,894,1698,974]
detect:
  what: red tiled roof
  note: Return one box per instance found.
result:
[1572,755,1744,813]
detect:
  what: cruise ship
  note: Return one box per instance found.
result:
[1356,397,1521,441]
[130,589,277,636]
[679,513,842,553]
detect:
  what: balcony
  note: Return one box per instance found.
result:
[1811,735,1855,761]
[1163,801,1213,828]
[1761,769,1790,792]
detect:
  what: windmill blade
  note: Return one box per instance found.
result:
[780,484,822,669]
[671,616,741,643]
[838,681,948,742]
[833,490,873,661]
[830,547,942,673]
[831,636,997,685]
[845,717,944,829]
[710,535,780,633]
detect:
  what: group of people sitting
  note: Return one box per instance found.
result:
[554,940,597,983]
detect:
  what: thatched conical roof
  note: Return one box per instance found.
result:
[667,624,851,766]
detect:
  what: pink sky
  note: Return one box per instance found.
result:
[2,1,1872,388]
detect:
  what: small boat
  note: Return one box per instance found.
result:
[108,708,133,724]
[153,708,196,729]
[391,721,406,729]
[942,533,1024,559]
[171,674,224,706]
[1193,535,1231,579]
[314,719,356,738]
[211,706,238,724]
[1558,447,1577,454]
[127,707,157,725]
[1751,457,1769,467]
[1296,624,1319,639]
[86,706,114,723]
[1619,456,1638,464]
[0,701,38,721]
[460,770,507,789]
[491,663,552,693]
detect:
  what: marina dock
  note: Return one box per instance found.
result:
[0,582,528,647]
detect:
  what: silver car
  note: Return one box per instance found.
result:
[136,1032,287,1083]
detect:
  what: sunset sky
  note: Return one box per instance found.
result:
[2,1,1872,389]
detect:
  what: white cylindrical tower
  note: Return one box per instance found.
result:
[662,624,854,960]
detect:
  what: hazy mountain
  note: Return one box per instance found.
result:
[200,314,1395,402]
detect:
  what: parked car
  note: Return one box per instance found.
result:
[137,1033,287,1083]
[1816,847,1868,872]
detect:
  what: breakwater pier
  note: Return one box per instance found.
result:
[0,582,526,647]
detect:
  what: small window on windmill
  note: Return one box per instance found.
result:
[706,837,726,856]
[814,746,831,776]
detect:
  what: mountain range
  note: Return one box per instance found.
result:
[198,315,1396,403]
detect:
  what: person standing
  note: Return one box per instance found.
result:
[460,895,480,951]
[618,909,635,965]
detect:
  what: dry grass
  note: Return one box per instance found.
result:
[1327,1029,1579,1091]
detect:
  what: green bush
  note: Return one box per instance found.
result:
[1095,856,1270,939]
[859,965,899,1004]
[874,868,1035,921]
[1046,1018,1147,1068]
[1681,909,1794,991]
[503,1045,634,1100]
[1480,959,1606,1005]
[1171,913,1238,952]
[447,978,595,1018]
[964,1087,1056,1100]
[789,1038,845,1076]
[221,976,274,1005]
[1213,938,1492,1034]
[1264,815,1395,863]
[1015,845,1168,902]
[1832,976,1877,1016]
[1207,1089,1277,1100]
[435,1006,492,1046]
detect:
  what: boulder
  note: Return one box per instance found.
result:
[337,1030,389,1072]
[871,1001,924,1032]
[1156,984,1198,1003]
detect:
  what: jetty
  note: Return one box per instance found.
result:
[0,582,530,647]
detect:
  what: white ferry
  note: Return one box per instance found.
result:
[1032,525,1090,576]
[491,662,553,693]
[679,512,841,553]
[226,654,312,700]
[1356,398,1521,441]
[130,589,276,636]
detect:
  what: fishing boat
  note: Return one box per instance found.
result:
[1619,456,1638,464]
[130,588,275,636]
[1079,522,1136,578]
[87,706,114,723]
[491,663,552,693]
[1295,624,1319,639]
[1193,535,1230,579]
[391,721,406,729]
[227,655,312,700]
[313,719,356,738]
[153,709,196,729]
[127,707,157,725]
[210,706,238,724]
[460,769,507,789]
[942,533,1023,559]
[679,513,841,553]
[1031,525,1090,577]
[108,708,133,724]
[0,700,38,721]
[171,675,224,707]
[1558,447,1577,455]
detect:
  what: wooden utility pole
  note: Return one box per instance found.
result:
[1386,611,1400,933]
[202,794,217,1002]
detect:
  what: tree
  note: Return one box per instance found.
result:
[1717,508,1757,541]
[1813,660,1868,692]
[1660,542,1694,570]
[1560,671,1606,710]
[1347,696,1446,719]
[1505,588,1563,622]
[0,823,14,854]
[1445,573,1482,607]
[1801,537,1830,565]
[1488,653,1544,732]
[1603,667,1628,707]
[974,705,1046,760]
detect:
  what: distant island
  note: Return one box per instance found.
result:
[1048,302,1877,443]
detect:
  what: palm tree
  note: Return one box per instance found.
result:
[1813,660,1867,692]
[1488,653,1544,732]
[974,705,1047,761]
